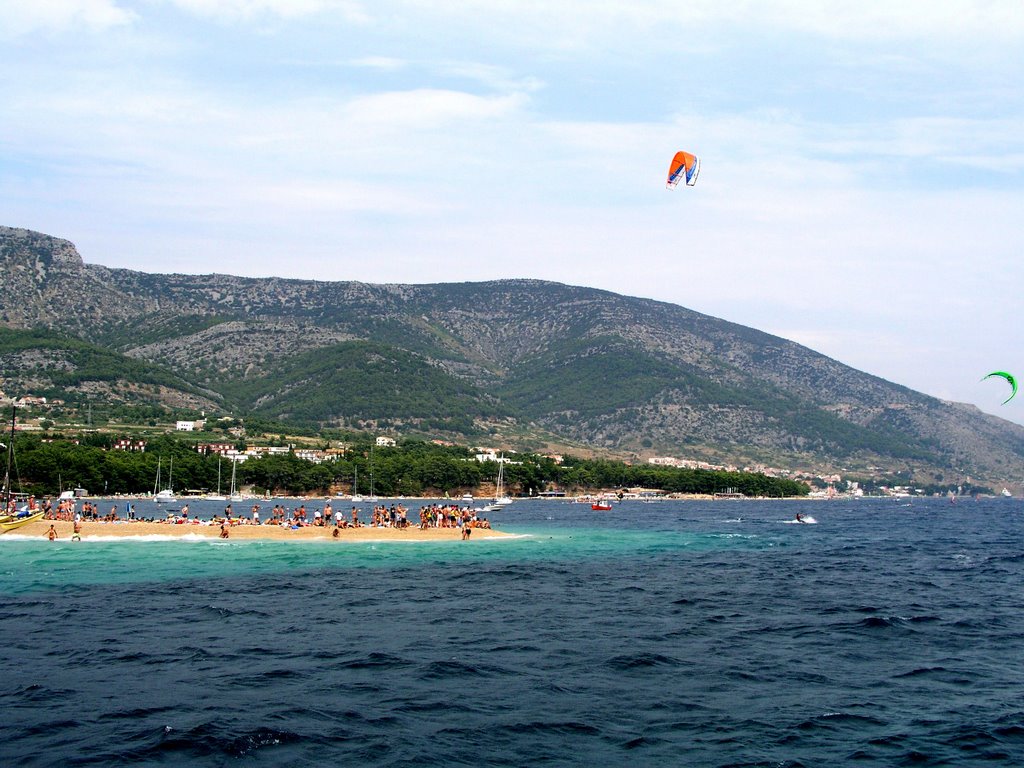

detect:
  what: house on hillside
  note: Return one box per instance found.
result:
[114,439,147,452]
[196,442,234,456]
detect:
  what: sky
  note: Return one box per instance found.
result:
[2,1,1023,426]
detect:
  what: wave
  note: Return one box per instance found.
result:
[147,723,304,760]
[419,659,512,680]
[800,711,887,728]
[605,652,682,670]
[335,652,413,671]
[852,614,938,630]
[495,720,601,737]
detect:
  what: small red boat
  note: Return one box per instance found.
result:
[591,502,613,511]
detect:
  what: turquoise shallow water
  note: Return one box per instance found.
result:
[0,526,778,592]
[3,496,1024,766]
[0,497,787,591]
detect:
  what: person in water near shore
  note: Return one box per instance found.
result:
[46,524,58,541]
[220,523,229,538]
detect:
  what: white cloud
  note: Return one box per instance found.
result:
[382,0,1024,55]
[0,0,136,37]
[350,56,407,71]
[760,0,1024,42]
[344,88,527,130]
[164,0,369,23]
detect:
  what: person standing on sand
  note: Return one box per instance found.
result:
[46,524,58,541]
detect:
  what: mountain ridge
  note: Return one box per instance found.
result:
[3,225,1022,488]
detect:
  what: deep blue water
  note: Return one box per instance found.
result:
[3,496,1024,766]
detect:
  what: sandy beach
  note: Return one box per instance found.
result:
[13,519,512,542]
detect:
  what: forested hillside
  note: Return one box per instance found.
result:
[4,225,1024,488]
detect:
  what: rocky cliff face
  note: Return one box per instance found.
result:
[3,225,1023,484]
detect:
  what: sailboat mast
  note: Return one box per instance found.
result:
[3,405,15,513]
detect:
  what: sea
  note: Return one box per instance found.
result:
[3,495,1024,767]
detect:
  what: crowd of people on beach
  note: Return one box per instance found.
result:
[35,496,493,539]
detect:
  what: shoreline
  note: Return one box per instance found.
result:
[10,520,512,542]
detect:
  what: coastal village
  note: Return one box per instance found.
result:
[0,390,978,501]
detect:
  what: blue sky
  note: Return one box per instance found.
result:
[2,1,1023,426]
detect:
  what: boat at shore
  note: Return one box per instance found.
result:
[713,488,745,500]
[1,405,44,533]
[153,457,177,503]
[228,459,243,502]
[0,506,44,533]
[480,455,514,513]
[338,467,364,502]
[204,457,227,501]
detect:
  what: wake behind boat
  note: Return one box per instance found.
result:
[785,515,817,524]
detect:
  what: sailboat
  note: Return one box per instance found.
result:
[228,459,243,502]
[350,466,364,502]
[205,457,227,501]
[1,405,44,532]
[366,445,378,502]
[480,454,514,513]
[154,456,177,503]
